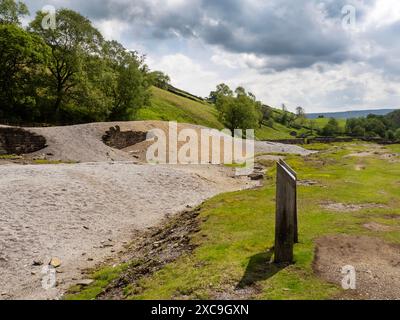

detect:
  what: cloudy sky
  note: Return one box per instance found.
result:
[23,0,400,112]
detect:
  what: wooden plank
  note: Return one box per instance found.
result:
[274,161,298,264]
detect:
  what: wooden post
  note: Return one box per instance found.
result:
[274,160,298,264]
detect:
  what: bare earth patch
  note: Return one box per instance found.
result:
[321,201,387,212]
[363,222,395,232]
[355,164,366,171]
[314,235,400,300]
[298,180,323,187]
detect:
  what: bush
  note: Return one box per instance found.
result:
[395,129,400,141]
[322,118,340,136]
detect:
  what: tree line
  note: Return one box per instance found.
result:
[0,0,169,125]
[344,111,400,140]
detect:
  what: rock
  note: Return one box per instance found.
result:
[32,260,43,266]
[76,279,94,286]
[49,257,61,268]
[249,173,264,181]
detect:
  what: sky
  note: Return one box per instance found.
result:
[22,0,400,113]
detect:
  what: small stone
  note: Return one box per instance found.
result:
[76,279,94,286]
[83,226,89,230]
[249,173,264,181]
[32,260,43,266]
[49,257,62,268]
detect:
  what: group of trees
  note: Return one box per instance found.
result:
[209,81,400,142]
[345,112,400,140]
[0,0,158,124]
[209,83,263,136]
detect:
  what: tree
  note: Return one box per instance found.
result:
[322,118,340,136]
[365,118,386,137]
[296,106,305,118]
[352,125,366,137]
[149,71,170,90]
[102,40,151,120]
[0,0,28,25]
[209,83,233,103]
[260,105,273,124]
[0,24,49,121]
[214,85,260,136]
[235,86,246,97]
[387,110,400,129]
[395,128,400,141]
[386,130,395,140]
[30,9,104,119]
[280,112,289,126]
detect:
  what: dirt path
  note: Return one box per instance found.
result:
[0,162,255,300]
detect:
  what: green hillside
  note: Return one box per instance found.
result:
[313,118,346,131]
[137,87,224,129]
[139,87,298,139]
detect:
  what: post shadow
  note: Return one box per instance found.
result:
[236,248,289,289]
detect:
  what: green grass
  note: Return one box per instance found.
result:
[64,263,129,300]
[137,87,224,130]
[0,154,22,160]
[66,142,400,300]
[313,118,346,130]
[256,123,300,140]
[33,159,77,165]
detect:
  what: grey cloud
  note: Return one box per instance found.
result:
[25,0,398,75]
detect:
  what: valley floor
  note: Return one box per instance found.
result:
[66,142,400,300]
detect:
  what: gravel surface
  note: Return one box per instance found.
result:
[6,121,314,163]
[0,162,253,300]
[0,121,312,300]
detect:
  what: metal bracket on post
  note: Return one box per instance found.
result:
[274,159,298,264]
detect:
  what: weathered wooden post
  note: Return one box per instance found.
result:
[274,159,298,264]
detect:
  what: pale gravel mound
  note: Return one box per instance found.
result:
[3,121,313,163]
[0,162,253,300]
[254,141,313,156]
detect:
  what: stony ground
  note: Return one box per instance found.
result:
[0,121,314,300]
[0,162,255,300]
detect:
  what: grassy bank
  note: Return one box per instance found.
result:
[66,142,400,300]
[137,87,224,130]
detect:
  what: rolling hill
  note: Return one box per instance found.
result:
[138,87,301,140]
[307,109,397,119]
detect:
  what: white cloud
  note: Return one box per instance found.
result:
[147,54,221,97]
[94,19,129,42]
